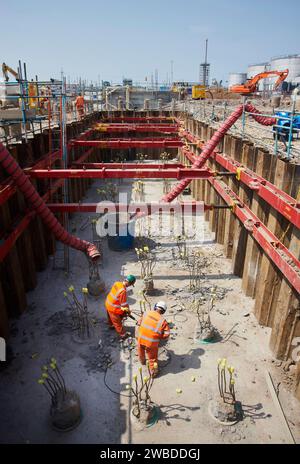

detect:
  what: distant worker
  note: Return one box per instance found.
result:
[75,93,85,119]
[105,275,136,338]
[137,301,170,377]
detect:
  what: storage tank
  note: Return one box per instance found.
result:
[269,54,300,90]
[270,54,300,83]
[247,62,270,91]
[228,73,247,88]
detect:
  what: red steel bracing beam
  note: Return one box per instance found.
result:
[0,179,64,262]
[47,201,209,213]
[70,138,183,149]
[0,149,62,206]
[99,117,177,123]
[181,146,197,164]
[0,142,100,262]
[163,105,245,202]
[211,152,300,229]
[208,177,300,294]
[180,129,300,229]
[0,127,94,206]
[0,213,35,262]
[29,167,213,179]
[164,103,277,203]
[94,124,179,133]
[72,162,184,169]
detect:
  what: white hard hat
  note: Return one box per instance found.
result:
[155,301,167,313]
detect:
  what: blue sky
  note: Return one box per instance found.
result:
[2,0,299,84]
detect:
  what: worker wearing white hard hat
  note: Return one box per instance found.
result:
[137,301,170,377]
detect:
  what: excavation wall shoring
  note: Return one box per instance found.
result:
[0,109,178,340]
[182,115,300,401]
[0,109,299,401]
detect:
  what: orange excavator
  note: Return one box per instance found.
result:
[230,69,289,95]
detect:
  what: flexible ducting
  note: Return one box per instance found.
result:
[0,142,100,262]
[245,103,276,126]
[163,103,276,202]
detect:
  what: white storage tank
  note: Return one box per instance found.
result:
[228,73,247,88]
[269,54,300,90]
[247,62,270,91]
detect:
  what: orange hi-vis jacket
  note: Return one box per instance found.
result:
[138,310,170,348]
[75,96,84,108]
[105,281,129,315]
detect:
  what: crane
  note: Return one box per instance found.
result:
[229,69,289,95]
[2,62,19,82]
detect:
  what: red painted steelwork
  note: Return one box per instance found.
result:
[0,149,62,207]
[0,128,94,206]
[0,142,100,262]
[29,167,213,179]
[208,178,300,294]
[163,104,245,202]
[100,117,176,123]
[163,103,278,203]
[211,152,300,229]
[0,179,64,262]
[0,213,35,262]
[94,123,178,133]
[47,201,209,213]
[72,162,184,169]
[181,131,300,229]
[71,138,183,149]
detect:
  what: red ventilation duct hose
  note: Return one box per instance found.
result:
[0,143,100,262]
[245,103,276,125]
[163,103,276,203]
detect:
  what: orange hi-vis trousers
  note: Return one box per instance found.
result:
[107,311,127,337]
[137,343,159,374]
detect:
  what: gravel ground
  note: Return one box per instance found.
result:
[166,98,300,164]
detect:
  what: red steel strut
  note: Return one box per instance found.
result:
[0,142,100,262]
[162,103,276,203]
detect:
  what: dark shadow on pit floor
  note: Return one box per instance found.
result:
[241,403,272,421]
[158,403,201,426]
[161,347,205,375]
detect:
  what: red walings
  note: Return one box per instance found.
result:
[0,142,100,262]
[162,103,277,203]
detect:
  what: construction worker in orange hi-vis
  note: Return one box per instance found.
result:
[105,275,136,339]
[137,301,170,377]
[75,93,85,119]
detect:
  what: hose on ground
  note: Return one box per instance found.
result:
[0,142,100,262]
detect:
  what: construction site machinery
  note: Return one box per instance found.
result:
[192,85,206,100]
[2,62,19,82]
[229,69,289,95]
